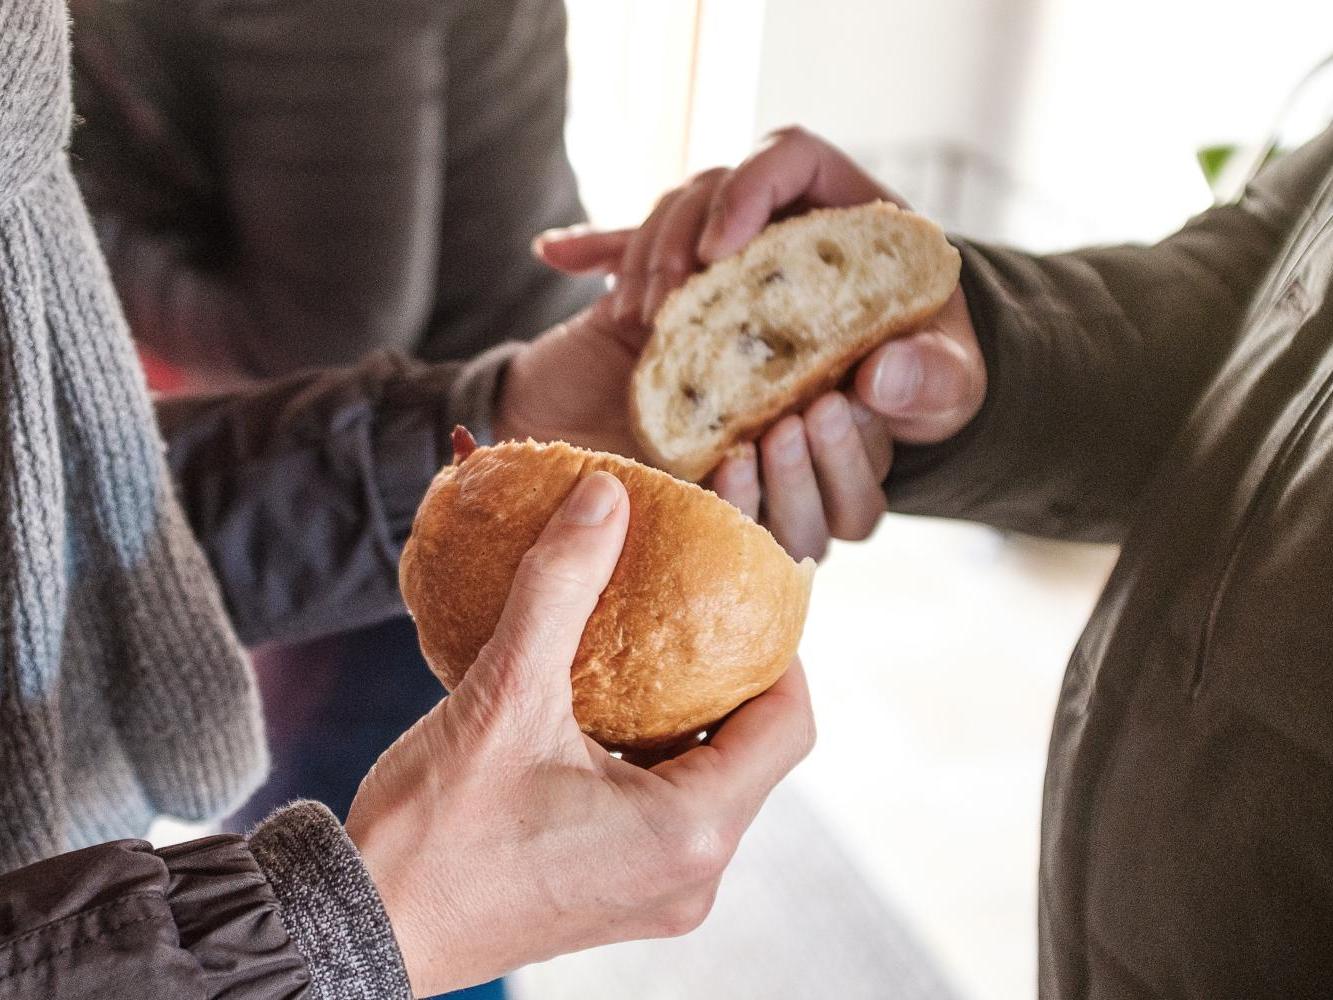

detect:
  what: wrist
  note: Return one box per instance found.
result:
[346,808,437,996]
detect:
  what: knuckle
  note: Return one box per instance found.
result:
[650,188,682,217]
[846,520,878,542]
[766,123,809,144]
[656,892,716,938]
[663,816,731,886]
[648,253,692,277]
[689,166,730,189]
[458,649,528,717]
[711,172,752,219]
[842,496,888,541]
[711,182,739,220]
[831,510,879,543]
[516,547,595,600]
[795,710,818,761]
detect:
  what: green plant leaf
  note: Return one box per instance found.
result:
[1197,143,1289,188]
[1196,144,1236,184]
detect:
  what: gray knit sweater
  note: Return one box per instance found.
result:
[0,2,408,996]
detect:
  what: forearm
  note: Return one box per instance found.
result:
[157,346,517,646]
[888,169,1308,541]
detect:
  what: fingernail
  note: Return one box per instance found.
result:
[808,395,851,443]
[728,446,758,485]
[564,471,620,525]
[771,423,806,466]
[530,229,562,256]
[871,342,923,414]
[536,224,586,245]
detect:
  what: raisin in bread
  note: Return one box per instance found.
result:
[630,202,961,481]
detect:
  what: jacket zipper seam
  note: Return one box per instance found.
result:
[1250,168,1333,312]
[1191,363,1333,695]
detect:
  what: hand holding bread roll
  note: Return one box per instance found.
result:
[357,465,815,995]
[400,429,815,750]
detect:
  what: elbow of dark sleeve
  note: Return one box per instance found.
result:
[159,353,454,646]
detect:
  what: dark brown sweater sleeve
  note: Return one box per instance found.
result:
[72,0,597,381]
[78,0,447,378]
[887,126,1333,543]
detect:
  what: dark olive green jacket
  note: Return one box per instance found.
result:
[894,124,1333,997]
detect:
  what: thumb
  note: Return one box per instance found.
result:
[464,471,630,714]
[854,289,986,444]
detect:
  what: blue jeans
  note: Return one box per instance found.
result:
[230,616,505,1000]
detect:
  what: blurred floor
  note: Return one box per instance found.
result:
[513,778,963,1000]
[516,517,1116,1000]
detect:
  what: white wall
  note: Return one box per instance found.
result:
[564,1,699,228]
[750,0,1333,248]
[753,0,1039,162]
[751,0,1044,238]
[1012,0,1333,245]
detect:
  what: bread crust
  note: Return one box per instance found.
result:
[399,439,814,750]
[631,203,960,482]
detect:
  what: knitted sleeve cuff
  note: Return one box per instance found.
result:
[449,340,525,447]
[248,801,411,1000]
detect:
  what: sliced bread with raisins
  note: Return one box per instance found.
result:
[630,202,961,481]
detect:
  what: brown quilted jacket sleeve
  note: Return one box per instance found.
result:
[155,345,517,649]
[0,802,408,1000]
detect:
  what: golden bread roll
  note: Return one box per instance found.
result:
[400,432,815,750]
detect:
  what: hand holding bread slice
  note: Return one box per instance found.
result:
[630,202,960,482]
